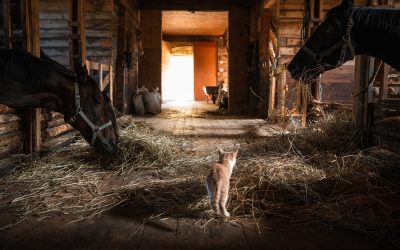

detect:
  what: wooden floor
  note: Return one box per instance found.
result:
[0,101,396,250]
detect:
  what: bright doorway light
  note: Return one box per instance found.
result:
[162,55,194,101]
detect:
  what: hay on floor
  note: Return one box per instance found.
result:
[0,112,399,245]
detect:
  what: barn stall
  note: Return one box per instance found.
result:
[0,0,399,249]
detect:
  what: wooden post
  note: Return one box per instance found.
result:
[109,65,114,103]
[21,0,41,153]
[268,75,277,117]
[99,63,103,90]
[353,55,370,147]
[69,0,86,70]
[228,8,250,114]
[2,0,12,49]
[115,5,126,112]
[280,69,287,118]
[379,64,388,100]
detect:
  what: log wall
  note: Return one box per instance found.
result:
[0,105,24,158]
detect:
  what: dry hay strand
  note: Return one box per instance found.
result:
[0,116,213,229]
[0,113,399,245]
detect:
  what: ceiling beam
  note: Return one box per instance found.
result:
[163,35,219,42]
[264,0,278,9]
[138,0,251,11]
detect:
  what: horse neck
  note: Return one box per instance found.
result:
[352,7,400,71]
[48,71,76,113]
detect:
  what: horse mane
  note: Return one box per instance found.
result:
[353,7,400,38]
[40,50,76,81]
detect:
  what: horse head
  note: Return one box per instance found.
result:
[288,0,355,81]
[65,65,119,155]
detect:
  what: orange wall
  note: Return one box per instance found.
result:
[193,42,217,101]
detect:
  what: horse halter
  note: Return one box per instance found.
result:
[301,9,356,67]
[67,82,113,146]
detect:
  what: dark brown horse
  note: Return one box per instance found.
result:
[288,0,400,80]
[0,48,118,155]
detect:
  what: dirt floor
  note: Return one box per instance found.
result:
[0,101,398,250]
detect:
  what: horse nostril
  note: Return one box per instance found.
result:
[109,139,117,150]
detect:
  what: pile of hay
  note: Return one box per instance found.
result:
[0,113,399,244]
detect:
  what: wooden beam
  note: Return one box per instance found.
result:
[264,0,278,9]
[69,0,86,69]
[21,0,41,153]
[379,64,388,100]
[2,0,12,49]
[162,35,219,42]
[115,5,126,112]
[138,0,250,10]
[99,63,104,90]
[109,65,114,103]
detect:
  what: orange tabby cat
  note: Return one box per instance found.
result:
[205,146,239,217]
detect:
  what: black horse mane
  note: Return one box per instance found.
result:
[353,7,400,38]
[40,50,76,81]
[0,48,76,88]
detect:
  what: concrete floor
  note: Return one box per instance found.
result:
[0,101,397,250]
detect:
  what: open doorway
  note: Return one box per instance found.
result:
[162,43,194,101]
[161,11,228,105]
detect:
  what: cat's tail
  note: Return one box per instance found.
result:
[212,181,222,215]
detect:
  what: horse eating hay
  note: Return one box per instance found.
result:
[0,48,119,155]
[288,0,400,80]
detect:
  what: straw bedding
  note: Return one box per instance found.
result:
[0,113,399,244]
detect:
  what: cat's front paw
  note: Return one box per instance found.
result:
[223,211,230,217]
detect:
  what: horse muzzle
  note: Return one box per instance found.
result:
[94,138,118,155]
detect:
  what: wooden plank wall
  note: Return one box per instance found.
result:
[39,0,70,67]
[86,0,113,65]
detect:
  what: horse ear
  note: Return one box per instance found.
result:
[75,64,88,82]
[341,0,354,7]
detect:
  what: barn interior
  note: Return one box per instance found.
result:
[0,0,399,249]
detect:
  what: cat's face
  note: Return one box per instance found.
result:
[218,148,239,166]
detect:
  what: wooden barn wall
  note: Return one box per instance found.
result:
[39,0,70,67]
[86,0,113,65]
[138,10,162,94]
[114,0,139,113]
[0,105,24,159]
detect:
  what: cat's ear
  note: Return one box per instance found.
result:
[218,148,224,155]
